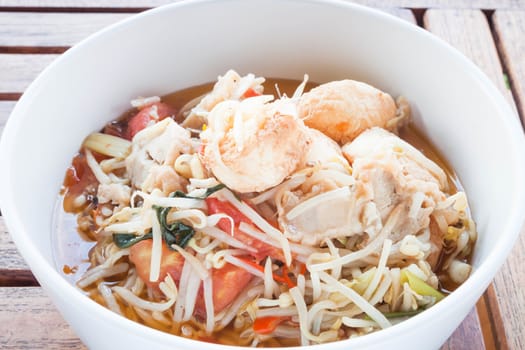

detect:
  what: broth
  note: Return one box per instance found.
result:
[53,77,471,346]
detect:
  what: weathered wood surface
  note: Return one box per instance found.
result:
[0,101,15,136]
[424,9,516,109]
[0,54,59,94]
[441,307,486,350]
[425,8,525,350]
[0,218,29,270]
[0,0,523,10]
[0,287,86,349]
[492,12,525,348]
[0,12,130,50]
[494,10,525,125]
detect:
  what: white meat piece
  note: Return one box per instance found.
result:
[343,127,448,242]
[182,70,265,129]
[276,129,359,245]
[125,118,192,192]
[296,127,350,170]
[279,185,380,246]
[97,183,132,206]
[277,127,451,247]
[141,164,187,194]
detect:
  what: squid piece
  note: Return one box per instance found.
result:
[298,80,407,144]
[200,96,310,193]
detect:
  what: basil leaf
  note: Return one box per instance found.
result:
[153,204,195,249]
[113,233,152,248]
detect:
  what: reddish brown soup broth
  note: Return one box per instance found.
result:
[54,78,467,346]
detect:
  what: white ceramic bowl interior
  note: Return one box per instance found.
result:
[1,0,524,349]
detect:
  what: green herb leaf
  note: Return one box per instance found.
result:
[381,309,425,319]
[172,184,225,199]
[363,308,425,321]
[153,204,195,249]
[113,232,152,248]
[503,73,511,90]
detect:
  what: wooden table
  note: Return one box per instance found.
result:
[0,1,524,349]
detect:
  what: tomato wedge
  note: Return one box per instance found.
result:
[129,239,252,315]
[195,262,253,315]
[125,102,175,140]
[129,240,185,288]
[205,198,285,261]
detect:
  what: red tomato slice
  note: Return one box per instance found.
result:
[125,102,175,140]
[205,197,252,233]
[210,263,253,313]
[129,240,185,288]
[130,241,251,315]
[242,87,261,98]
[205,198,285,261]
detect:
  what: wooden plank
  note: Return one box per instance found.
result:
[354,0,525,9]
[424,8,524,350]
[0,13,130,49]
[0,0,170,9]
[440,307,486,350]
[493,10,525,126]
[476,287,507,350]
[0,0,523,10]
[0,10,414,50]
[424,9,516,110]
[0,54,58,94]
[0,101,15,136]
[492,13,525,346]
[380,7,416,23]
[0,217,28,270]
[0,287,86,349]
[0,217,38,286]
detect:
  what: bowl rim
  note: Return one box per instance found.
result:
[1,0,525,348]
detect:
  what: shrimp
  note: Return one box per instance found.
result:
[200,95,310,193]
[298,79,406,144]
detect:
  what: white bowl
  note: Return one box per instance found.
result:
[1,0,524,349]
